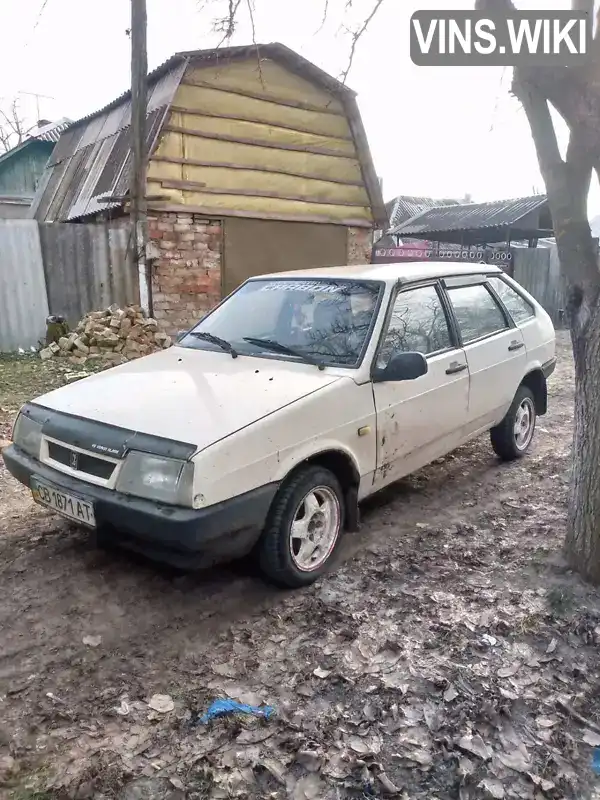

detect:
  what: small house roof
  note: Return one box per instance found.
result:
[385,195,460,230]
[31,43,385,227]
[391,195,552,245]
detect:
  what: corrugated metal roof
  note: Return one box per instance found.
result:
[391,195,549,236]
[386,195,460,229]
[32,118,72,143]
[31,63,186,222]
[32,43,385,227]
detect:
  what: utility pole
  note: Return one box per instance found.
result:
[130,0,151,316]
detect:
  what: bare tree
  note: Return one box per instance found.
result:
[207,0,387,81]
[474,0,600,582]
[0,99,32,153]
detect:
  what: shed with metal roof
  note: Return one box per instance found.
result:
[390,195,553,246]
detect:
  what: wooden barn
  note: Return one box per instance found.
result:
[31,43,386,333]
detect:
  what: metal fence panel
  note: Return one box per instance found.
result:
[512,247,565,326]
[0,220,50,352]
[39,221,137,326]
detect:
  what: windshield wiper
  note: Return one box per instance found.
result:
[189,331,238,358]
[243,337,325,370]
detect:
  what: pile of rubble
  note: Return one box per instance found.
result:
[40,304,172,366]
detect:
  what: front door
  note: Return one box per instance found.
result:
[443,280,527,434]
[372,282,470,490]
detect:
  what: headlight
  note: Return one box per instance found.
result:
[116,451,194,506]
[12,413,43,458]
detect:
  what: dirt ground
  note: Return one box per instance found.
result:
[2,334,600,800]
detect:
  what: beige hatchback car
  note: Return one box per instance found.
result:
[5,261,555,588]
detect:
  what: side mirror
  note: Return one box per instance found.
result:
[373,351,428,383]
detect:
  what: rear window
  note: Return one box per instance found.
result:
[488,277,535,324]
[447,284,508,343]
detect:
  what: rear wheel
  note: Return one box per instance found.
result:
[258,466,344,589]
[491,385,537,461]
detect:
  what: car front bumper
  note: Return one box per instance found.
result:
[2,444,279,567]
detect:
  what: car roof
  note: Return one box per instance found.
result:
[253,261,503,284]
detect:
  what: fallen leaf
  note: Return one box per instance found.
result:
[479,778,505,798]
[237,728,274,744]
[497,662,520,678]
[313,667,332,679]
[404,748,433,766]
[497,748,532,773]
[169,777,185,790]
[528,773,555,792]
[457,735,492,761]
[347,734,381,756]
[293,774,324,800]
[259,757,286,786]
[444,685,458,702]
[378,772,401,794]
[459,757,475,776]
[546,638,557,654]
[213,663,236,678]
[535,716,557,729]
[583,730,600,747]
[423,702,441,731]
[147,694,175,713]
[296,750,321,772]
[82,635,102,648]
[114,700,130,716]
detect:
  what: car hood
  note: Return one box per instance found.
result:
[34,347,343,451]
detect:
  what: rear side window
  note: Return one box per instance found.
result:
[488,277,535,324]
[447,284,508,344]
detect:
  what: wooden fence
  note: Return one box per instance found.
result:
[0,220,138,352]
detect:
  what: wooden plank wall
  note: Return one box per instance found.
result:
[147,58,373,227]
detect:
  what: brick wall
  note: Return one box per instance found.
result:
[148,212,223,335]
[347,227,373,265]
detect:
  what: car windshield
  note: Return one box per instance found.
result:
[179,277,382,368]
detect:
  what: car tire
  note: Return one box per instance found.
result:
[490,385,537,461]
[258,466,345,589]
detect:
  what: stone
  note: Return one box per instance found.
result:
[0,755,17,782]
[40,347,53,360]
[49,342,61,355]
[143,318,159,331]
[119,318,133,337]
[74,338,90,355]
[162,336,172,348]
[155,331,168,345]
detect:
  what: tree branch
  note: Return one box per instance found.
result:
[516,78,599,295]
[340,0,387,83]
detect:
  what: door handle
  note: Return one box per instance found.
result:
[508,341,525,351]
[445,362,468,375]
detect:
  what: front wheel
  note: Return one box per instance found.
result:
[490,385,537,461]
[258,466,344,589]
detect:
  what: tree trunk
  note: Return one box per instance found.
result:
[566,297,600,579]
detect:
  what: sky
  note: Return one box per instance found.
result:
[2,0,598,215]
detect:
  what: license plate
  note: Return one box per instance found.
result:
[31,479,96,528]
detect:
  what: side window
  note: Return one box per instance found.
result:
[447,284,507,344]
[488,277,535,324]
[377,285,452,368]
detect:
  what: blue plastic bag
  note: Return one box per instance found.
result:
[198,698,275,724]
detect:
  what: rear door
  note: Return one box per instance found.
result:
[371,281,470,490]
[442,276,526,434]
